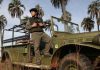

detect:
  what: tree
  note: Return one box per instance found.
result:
[0,0,4,57]
[61,10,71,21]
[44,19,58,31]
[35,4,44,18]
[0,15,7,57]
[20,16,30,33]
[81,17,94,32]
[0,0,3,4]
[61,10,72,32]
[88,0,100,31]
[50,0,70,32]
[50,0,69,13]
[21,16,29,25]
[8,0,25,24]
[21,16,30,28]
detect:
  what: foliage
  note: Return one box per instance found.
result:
[50,0,71,32]
[50,0,69,9]
[88,0,100,30]
[50,0,69,19]
[44,19,58,31]
[61,10,71,23]
[88,0,99,19]
[61,10,73,32]
[81,17,94,32]
[8,0,25,18]
[0,15,7,29]
[21,16,30,25]
[21,16,30,29]
[35,4,44,18]
[0,0,3,4]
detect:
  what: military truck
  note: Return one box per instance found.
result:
[1,16,100,70]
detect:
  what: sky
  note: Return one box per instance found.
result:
[0,0,96,39]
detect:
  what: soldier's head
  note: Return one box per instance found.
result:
[29,8,38,17]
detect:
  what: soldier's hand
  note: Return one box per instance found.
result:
[45,23,49,26]
[32,23,37,27]
[38,23,44,27]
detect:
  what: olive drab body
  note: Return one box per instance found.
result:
[25,17,44,33]
[2,16,100,69]
[29,17,43,24]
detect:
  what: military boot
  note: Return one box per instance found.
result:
[34,57,41,65]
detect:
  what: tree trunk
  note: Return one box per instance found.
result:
[0,27,2,57]
[89,30,91,32]
[97,19,99,31]
[61,0,69,32]
[19,16,22,24]
[97,25,99,31]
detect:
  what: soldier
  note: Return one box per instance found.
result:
[25,8,52,65]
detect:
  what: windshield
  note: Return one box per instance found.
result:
[51,16,80,33]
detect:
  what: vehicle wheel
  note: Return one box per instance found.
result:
[13,64,22,70]
[1,52,13,70]
[94,56,100,70]
[58,53,93,70]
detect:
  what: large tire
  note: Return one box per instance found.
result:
[94,56,100,70]
[1,52,13,70]
[58,53,93,70]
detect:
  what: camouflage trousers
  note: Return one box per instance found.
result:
[31,32,52,63]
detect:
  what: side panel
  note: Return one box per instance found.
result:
[2,44,30,63]
[53,31,100,48]
[2,44,52,66]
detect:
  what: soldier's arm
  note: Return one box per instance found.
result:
[38,18,45,27]
[25,20,33,30]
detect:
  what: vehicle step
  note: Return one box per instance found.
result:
[13,62,51,69]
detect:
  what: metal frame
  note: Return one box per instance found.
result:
[3,24,30,45]
[51,16,80,33]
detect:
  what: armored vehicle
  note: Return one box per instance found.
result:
[1,16,100,70]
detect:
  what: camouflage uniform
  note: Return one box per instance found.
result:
[26,17,52,64]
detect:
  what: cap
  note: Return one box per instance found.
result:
[29,8,38,13]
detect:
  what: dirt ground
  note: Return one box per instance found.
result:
[0,59,13,70]
[0,62,41,70]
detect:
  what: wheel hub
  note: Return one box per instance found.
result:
[64,64,78,70]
